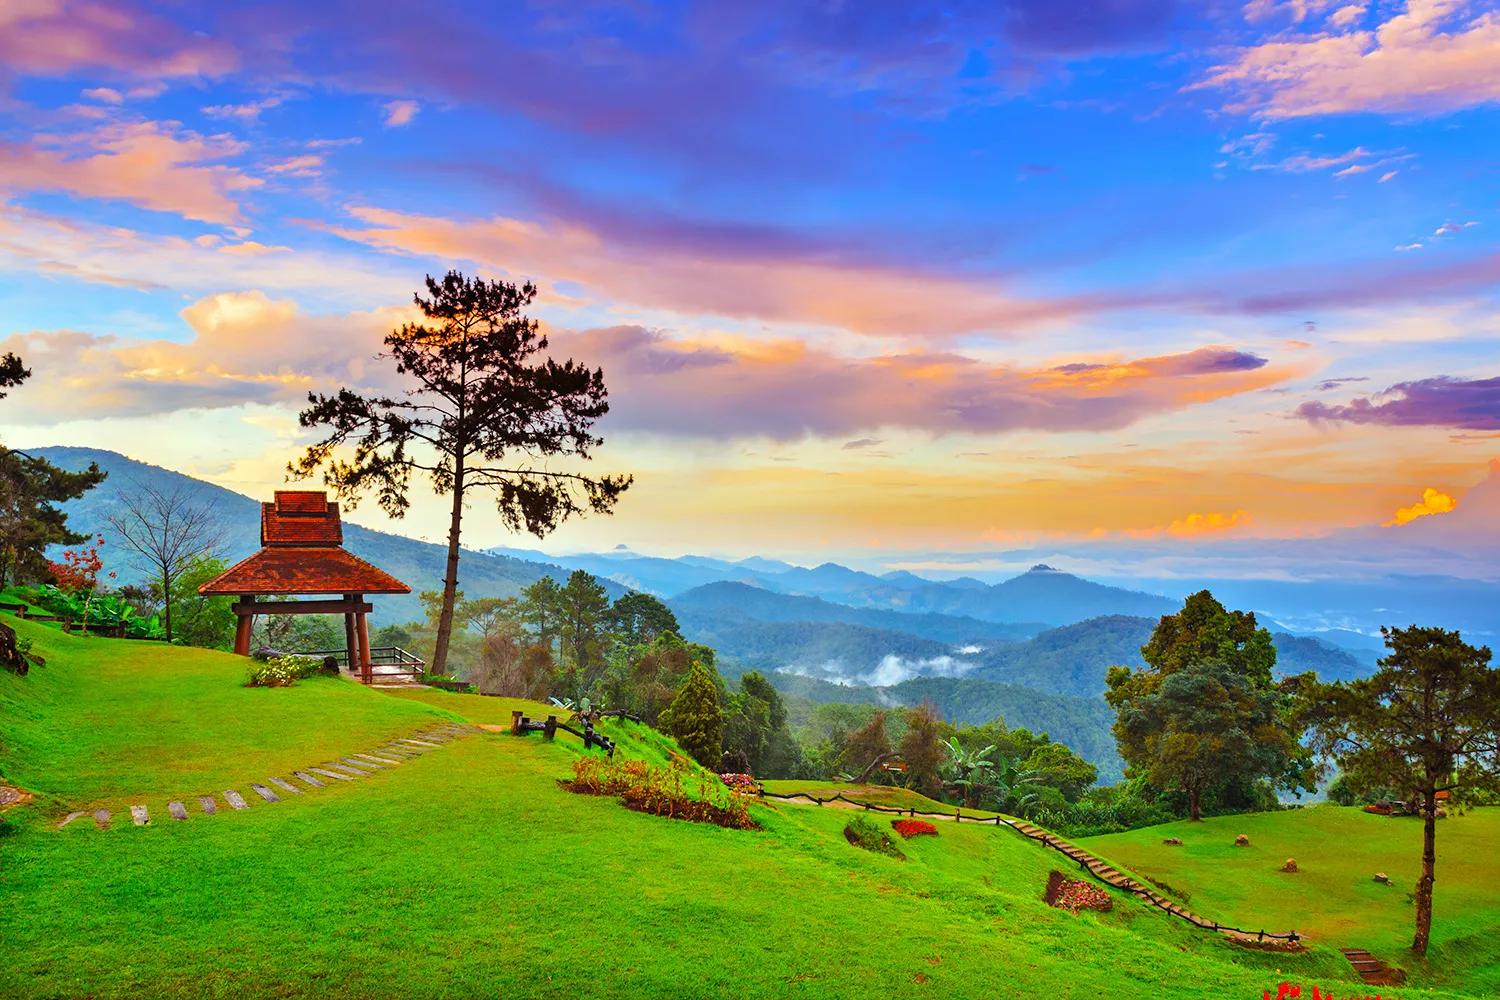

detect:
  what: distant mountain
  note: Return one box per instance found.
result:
[670,581,1043,644]
[32,447,615,624]
[873,565,1178,625]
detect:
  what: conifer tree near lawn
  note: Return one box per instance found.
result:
[1298,625,1500,958]
[291,272,632,675]
[657,664,722,769]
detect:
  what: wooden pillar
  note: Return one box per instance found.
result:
[343,608,357,672]
[233,600,253,656]
[356,602,372,683]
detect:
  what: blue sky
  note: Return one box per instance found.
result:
[1,1,1499,569]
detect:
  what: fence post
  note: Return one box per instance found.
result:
[545,715,557,741]
[510,710,523,736]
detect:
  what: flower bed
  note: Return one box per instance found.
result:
[561,757,760,831]
[891,818,939,839]
[1043,870,1112,913]
[719,773,758,796]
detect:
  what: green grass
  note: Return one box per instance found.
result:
[1,633,1495,998]
[0,616,451,809]
[1080,807,1500,995]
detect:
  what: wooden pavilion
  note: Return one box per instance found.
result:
[198,490,411,681]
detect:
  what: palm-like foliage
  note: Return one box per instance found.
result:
[940,738,997,809]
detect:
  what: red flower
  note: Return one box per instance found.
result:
[891,818,939,839]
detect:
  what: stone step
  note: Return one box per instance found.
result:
[267,777,303,795]
[337,758,382,771]
[321,763,369,776]
[250,784,280,803]
[305,767,354,781]
[93,809,110,830]
[168,801,188,821]
[57,811,87,830]
[352,753,402,765]
[130,805,149,826]
[223,790,249,811]
[198,795,217,815]
[292,771,327,787]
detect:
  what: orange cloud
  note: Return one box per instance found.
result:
[1167,510,1255,536]
[1201,0,1500,118]
[1384,486,1457,526]
[0,122,260,223]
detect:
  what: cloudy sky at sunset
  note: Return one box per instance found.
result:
[1,0,1498,570]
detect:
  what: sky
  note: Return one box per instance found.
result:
[1,0,1499,572]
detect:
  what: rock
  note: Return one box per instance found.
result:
[1234,834,1250,846]
[1162,837,1183,846]
[1435,807,1447,818]
[0,621,32,676]
[1374,872,1390,884]
[1280,858,1298,873]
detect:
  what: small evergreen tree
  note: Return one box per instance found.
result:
[657,664,722,769]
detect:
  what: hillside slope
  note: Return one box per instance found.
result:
[8,643,1483,999]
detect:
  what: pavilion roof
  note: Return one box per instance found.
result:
[198,490,411,596]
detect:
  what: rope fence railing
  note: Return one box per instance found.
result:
[759,789,1301,944]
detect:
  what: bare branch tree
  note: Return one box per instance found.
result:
[101,481,227,642]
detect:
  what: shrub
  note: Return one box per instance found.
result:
[245,655,326,688]
[719,773,758,796]
[656,665,722,769]
[844,815,905,860]
[891,818,939,839]
[1044,870,1112,913]
[563,756,758,831]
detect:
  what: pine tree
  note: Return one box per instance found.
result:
[657,664,723,769]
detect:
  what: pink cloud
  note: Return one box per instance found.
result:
[321,205,1105,338]
[1201,0,1500,118]
[0,1,236,79]
[0,121,261,224]
[555,326,1286,439]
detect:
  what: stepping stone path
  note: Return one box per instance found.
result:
[52,725,483,835]
[1340,948,1405,986]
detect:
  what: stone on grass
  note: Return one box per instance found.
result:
[1280,858,1298,873]
[1374,872,1390,884]
[1162,837,1183,846]
[1234,834,1250,846]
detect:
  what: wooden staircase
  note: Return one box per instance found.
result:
[1339,949,1405,986]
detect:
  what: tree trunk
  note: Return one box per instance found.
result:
[1188,786,1202,822]
[431,462,465,675]
[1412,789,1437,957]
[161,567,173,642]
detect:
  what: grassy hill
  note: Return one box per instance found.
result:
[9,627,1496,997]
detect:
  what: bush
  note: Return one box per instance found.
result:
[844,815,905,860]
[245,655,327,688]
[562,756,758,831]
[656,665,722,769]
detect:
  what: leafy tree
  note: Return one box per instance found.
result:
[292,271,631,675]
[49,536,113,634]
[899,701,948,798]
[1111,660,1301,821]
[611,591,680,645]
[472,631,552,700]
[1107,591,1309,820]
[1299,626,1500,958]
[1023,743,1098,802]
[371,623,414,649]
[556,570,612,699]
[941,738,997,809]
[101,481,226,641]
[0,448,106,586]
[599,632,716,725]
[657,664,723,769]
[169,556,237,649]
[1140,589,1276,686]
[839,710,892,781]
[722,688,769,774]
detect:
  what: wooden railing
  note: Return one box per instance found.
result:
[300,646,426,683]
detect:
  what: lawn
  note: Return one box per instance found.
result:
[1080,807,1500,996]
[2,635,1495,998]
[0,615,452,810]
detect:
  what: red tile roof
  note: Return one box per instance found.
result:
[262,490,343,546]
[198,547,411,596]
[198,490,411,596]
